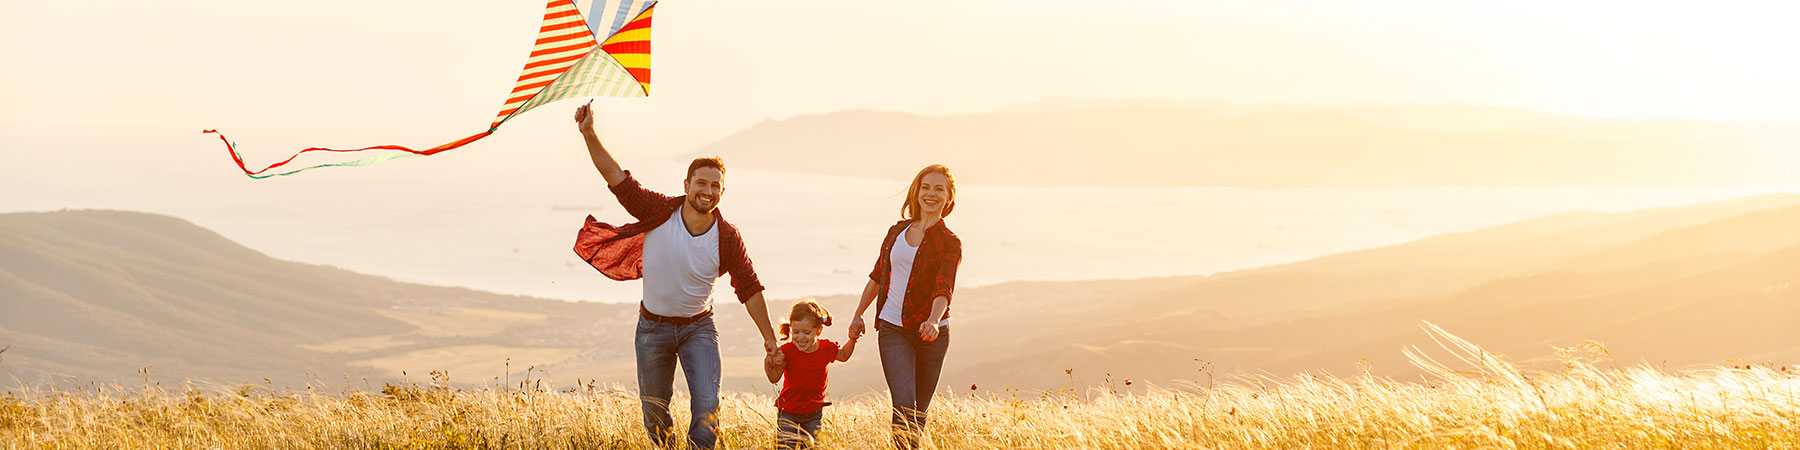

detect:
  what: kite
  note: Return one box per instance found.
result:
[204,0,655,178]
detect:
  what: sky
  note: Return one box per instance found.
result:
[9,0,1800,392]
[4,0,1800,165]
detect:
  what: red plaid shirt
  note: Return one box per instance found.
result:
[572,170,765,304]
[869,219,962,330]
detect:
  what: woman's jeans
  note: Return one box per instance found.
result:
[877,320,950,450]
[635,314,722,449]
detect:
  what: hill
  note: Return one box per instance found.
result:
[927,193,1800,389]
[0,210,627,387]
[6,193,1800,393]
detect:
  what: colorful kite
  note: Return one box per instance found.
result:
[204,0,655,178]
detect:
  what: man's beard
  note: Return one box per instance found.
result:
[688,196,717,214]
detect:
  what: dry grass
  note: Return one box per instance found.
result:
[4,324,1798,449]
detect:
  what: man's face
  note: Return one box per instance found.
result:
[684,167,723,213]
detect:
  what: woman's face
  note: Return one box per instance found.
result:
[916,172,950,216]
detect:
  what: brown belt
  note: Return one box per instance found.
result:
[640,303,712,325]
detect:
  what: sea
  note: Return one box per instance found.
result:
[2,164,1788,303]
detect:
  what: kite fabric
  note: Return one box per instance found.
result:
[204,0,654,179]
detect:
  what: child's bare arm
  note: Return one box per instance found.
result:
[764,349,785,383]
[837,336,858,362]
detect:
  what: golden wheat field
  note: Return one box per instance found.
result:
[4,326,1798,449]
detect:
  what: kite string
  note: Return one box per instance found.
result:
[202,129,493,178]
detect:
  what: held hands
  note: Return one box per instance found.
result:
[764,347,785,368]
[762,346,786,384]
[763,337,780,355]
[849,317,867,341]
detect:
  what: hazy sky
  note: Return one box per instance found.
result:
[5,0,1800,163]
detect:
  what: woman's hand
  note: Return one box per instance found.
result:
[918,321,940,342]
[850,317,867,340]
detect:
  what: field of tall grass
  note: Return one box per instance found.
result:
[4,324,1798,449]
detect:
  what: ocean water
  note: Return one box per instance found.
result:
[1,165,1786,303]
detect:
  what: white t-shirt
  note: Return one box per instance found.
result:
[878,225,949,327]
[640,209,720,317]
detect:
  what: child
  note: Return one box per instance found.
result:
[765,299,860,449]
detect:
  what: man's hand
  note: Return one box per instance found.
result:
[764,337,780,355]
[766,348,785,366]
[574,100,596,135]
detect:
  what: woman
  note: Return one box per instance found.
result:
[848,164,962,450]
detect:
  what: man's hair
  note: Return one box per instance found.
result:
[686,157,726,181]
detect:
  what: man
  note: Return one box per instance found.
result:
[571,102,779,449]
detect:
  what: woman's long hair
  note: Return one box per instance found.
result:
[778,298,834,340]
[901,164,956,220]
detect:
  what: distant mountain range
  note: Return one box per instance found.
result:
[913,192,1800,389]
[685,99,1800,187]
[5,193,1799,393]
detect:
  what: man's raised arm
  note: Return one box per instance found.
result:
[575,101,627,187]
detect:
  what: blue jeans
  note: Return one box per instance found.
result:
[775,409,823,449]
[635,313,722,449]
[877,320,949,450]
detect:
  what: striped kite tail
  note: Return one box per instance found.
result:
[202,129,493,179]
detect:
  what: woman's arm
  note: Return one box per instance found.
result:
[849,278,879,338]
[919,294,950,341]
[919,236,961,341]
[928,295,950,323]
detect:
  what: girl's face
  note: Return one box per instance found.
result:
[790,318,821,349]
